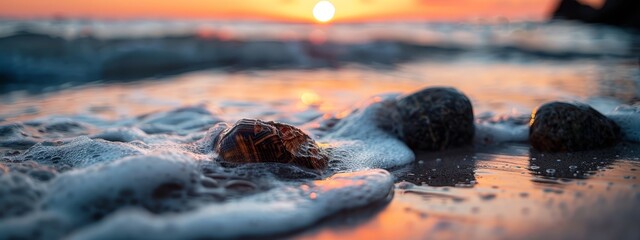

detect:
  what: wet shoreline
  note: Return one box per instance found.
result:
[296,143,640,240]
[1,20,639,239]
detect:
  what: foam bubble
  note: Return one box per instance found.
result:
[68,169,393,240]
[0,211,74,240]
[136,106,222,135]
[91,127,200,145]
[193,122,230,154]
[20,136,146,168]
[0,172,45,219]
[42,154,200,220]
[37,119,91,136]
[474,122,529,144]
[90,127,149,143]
[0,103,409,239]
[0,154,202,239]
[1,161,58,181]
[321,99,414,170]
[473,112,530,144]
[607,105,640,142]
[0,123,39,149]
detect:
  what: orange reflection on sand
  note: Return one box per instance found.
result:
[313,177,365,192]
[298,150,640,239]
[298,202,445,240]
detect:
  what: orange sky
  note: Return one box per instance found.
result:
[0,0,603,23]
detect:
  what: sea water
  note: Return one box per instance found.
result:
[0,19,639,239]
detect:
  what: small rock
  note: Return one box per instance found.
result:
[396,87,475,150]
[214,119,328,170]
[529,102,621,152]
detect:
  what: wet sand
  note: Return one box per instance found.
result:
[1,58,639,239]
[295,143,640,239]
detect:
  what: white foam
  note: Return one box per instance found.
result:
[42,153,199,219]
[0,123,39,149]
[321,99,415,170]
[90,127,148,143]
[474,122,529,144]
[0,211,74,240]
[69,169,393,240]
[0,101,446,239]
[194,122,230,154]
[136,106,222,135]
[0,172,45,219]
[90,127,200,145]
[607,105,640,142]
[22,136,147,167]
[0,154,202,239]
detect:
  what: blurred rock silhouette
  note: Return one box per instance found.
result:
[552,0,640,29]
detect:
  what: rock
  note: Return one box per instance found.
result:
[529,101,621,152]
[214,119,328,170]
[552,0,640,29]
[395,87,475,151]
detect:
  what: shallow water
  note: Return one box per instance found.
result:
[3,57,637,122]
[1,20,639,239]
[298,144,640,240]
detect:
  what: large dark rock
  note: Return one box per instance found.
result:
[529,101,621,152]
[395,87,475,151]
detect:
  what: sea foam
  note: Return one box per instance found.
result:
[68,169,393,240]
[607,105,640,142]
[0,104,398,239]
[321,97,415,170]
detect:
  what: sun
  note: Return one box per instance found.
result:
[313,0,335,23]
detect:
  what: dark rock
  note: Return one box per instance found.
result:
[552,0,640,29]
[529,101,621,152]
[214,119,328,170]
[395,87,475,151]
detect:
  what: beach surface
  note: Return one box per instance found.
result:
[1,20,639,239]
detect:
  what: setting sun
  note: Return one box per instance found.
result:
[313,0,335,23]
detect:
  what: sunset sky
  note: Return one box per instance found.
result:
[1,0,604,23]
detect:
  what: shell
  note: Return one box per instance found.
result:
[214,119,328,170]
[529,101,621,152]
[395,87,475,151]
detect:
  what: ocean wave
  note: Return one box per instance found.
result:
[0,20,635,91]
